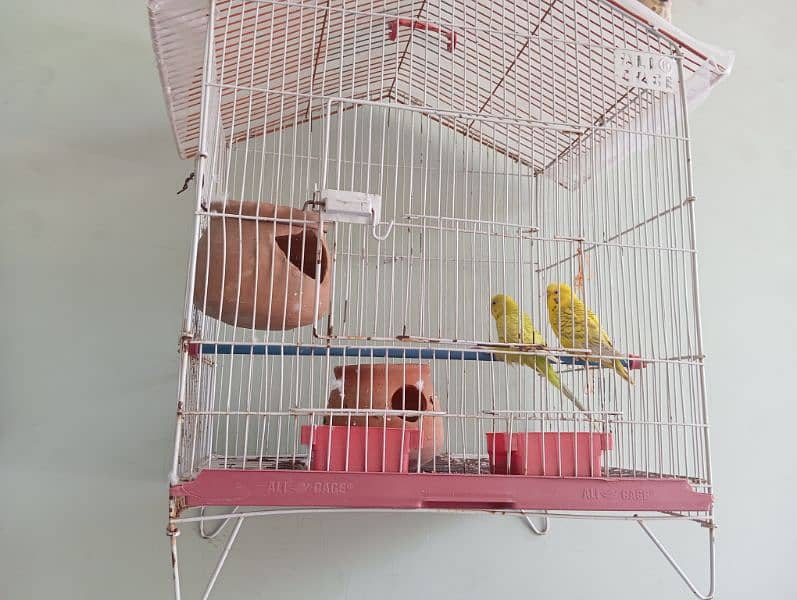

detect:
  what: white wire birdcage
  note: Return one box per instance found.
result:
[150,1,733,598]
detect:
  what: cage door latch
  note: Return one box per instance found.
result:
[311,189,394,241]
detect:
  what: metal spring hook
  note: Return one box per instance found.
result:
[371,210,395,241]
[521,512,551,536]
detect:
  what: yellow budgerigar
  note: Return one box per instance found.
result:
[546,283,633,384]
[490,294,587,413]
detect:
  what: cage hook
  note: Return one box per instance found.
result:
[176,171,195,195]
[521,512,551,536]
[371,210,394,241]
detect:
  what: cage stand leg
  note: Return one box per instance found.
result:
[637,519,716,600]
[201,516,245,600]
[520,512,550,536]
[167,525,181,600]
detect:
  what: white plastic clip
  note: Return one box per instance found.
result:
[317,189,394,242]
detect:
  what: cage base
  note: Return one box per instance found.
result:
[171,469,712,513]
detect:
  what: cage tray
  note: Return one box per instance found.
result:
[171,469,712,513]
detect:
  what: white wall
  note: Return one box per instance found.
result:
[1,1,793,598]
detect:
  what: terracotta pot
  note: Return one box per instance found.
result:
[194,200,331,330]
[326,363,444,465]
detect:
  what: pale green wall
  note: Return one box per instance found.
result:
[1,2,793,598]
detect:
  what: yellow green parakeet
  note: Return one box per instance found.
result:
[490,294,587,413]
[546,283,633,384]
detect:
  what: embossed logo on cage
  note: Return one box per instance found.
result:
[302,482,353,495]
[620,489,652,501]
[582,487,651,501]
[614,49,677,93]
[262,481,353,495]
[261,481,296,495]
[582,487,618,500]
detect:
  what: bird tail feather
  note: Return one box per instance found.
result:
[558,381,588,413]
[612,359,634,384]
[594,344,635,385]
[542,359,591,415]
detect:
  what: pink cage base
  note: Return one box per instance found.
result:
[171,470,712,512]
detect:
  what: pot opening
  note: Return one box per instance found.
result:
[275,230,329,281]
[390,386,428,422]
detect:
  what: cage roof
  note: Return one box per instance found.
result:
[149,0,733,176]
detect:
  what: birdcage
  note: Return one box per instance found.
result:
[149,1,732,597]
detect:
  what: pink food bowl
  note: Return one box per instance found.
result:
[486,431,613,477]
[301,425,420,473]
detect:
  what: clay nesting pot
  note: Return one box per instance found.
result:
[194,200,331,330]
[326,363,445,465]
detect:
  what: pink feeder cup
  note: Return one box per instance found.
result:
[301,425,420,473]
[486,431,613,477]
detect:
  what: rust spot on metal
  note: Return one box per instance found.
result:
[169,496,186,519]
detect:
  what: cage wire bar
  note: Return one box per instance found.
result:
[150,0,732,598]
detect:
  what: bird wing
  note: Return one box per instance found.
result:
[521,311,545,346]
[494,313,516,344]
[586,314,626,359]
[582,305,611,348]
[546,296,559,337]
